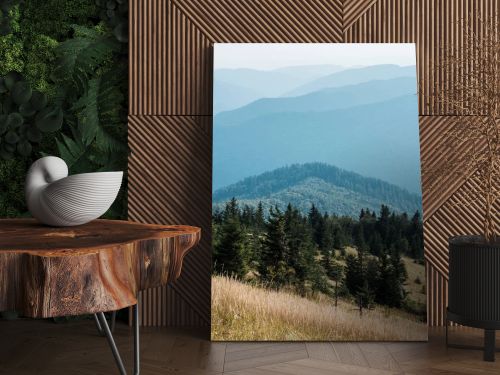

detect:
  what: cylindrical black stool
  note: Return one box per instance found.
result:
[447,236,500,361]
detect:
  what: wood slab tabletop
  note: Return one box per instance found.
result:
[0,219,201,318]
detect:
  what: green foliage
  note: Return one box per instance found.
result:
[0,71,61,159]
[20,0,98,39]
[22,35,58,93]
[96,0,128,43]
[0,158,30,216]
[0,5,23,75]
[213,163,423,219]
[213,198,424,311]
[71,70,125,151]
[0,0,128,220]
[53,25,120,93]
[0,1,21,36]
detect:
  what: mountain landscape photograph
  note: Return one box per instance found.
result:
[212,43,426,342]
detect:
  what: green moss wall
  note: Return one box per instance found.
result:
[0,0,128,218]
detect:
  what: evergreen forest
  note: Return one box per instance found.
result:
[213,198,425,315]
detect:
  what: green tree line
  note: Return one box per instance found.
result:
[213,198,424,310]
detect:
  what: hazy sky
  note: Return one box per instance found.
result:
[214,43,416,70]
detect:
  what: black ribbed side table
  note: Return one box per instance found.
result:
[447,236,500,361]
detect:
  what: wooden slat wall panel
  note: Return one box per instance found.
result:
[426,261,447,327]
[128,114,212,326]
[344,0,499,116]
[129,0,499,327]
[129,0,343,326]
[344,0,498,326]
[343,0,379,31]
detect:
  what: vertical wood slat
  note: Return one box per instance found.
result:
[343,0,499,327]
[344,0,499,116]
[129,0,499,327]
[129,0,343,326]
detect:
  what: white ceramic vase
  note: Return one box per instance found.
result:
[25,156,123,227]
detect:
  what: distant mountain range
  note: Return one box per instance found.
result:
[213,163,422,218]
[284,64,416,97]
[213,64,416,113]
[214,93,421,193]
[214,64,347,113]
[215,77,417,127]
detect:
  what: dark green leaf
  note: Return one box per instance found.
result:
[30,91,48,111]
[4,130,19,144]
[56,131,93,173]
[113,22,128,43]
[17,141,32,156]
[2,96,14,114]
[0,148,13,160]
[7,112,23,128]
[11,81,32,105]
[0,115,7,134]
[0,78,7,94]
[19,102,36,117]
[35,106,63,132]
[4,72,22,90]
[53,26,120,94]
[72,73,126,152]
[3,142,15,152]
[27,127,42,143]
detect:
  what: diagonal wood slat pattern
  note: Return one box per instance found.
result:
[344,0,500,116]
[129,0,499,327]
[173,0,343,43]
[345,0,499,326]
[343,0,379,31]
[128,114,212,326]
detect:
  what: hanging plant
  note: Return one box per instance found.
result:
[0,71,62,159]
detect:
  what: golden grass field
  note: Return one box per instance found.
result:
[211,275,427,341]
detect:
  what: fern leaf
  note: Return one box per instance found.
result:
[53,25,120,93]
[55,131,91,172]
[72,70,126,153]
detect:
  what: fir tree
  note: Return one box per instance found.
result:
[344,253,364,296]
[260,206,289,287]
[213,216,245,277]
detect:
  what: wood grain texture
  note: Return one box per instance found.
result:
[344,0,500,116]
[343,0,499,327]
[0,219,200,318]
[129,0,500,326]
[2,321,500,375]
[128,114,212,326]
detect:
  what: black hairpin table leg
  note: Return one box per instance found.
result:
[94,311,117,336]
[94,303,140,375]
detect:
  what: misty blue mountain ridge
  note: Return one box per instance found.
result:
[213,63,421,216]
[213,162,422,219]
[213,64,415,113]
[215,77,417,127]
[214,94,421,193]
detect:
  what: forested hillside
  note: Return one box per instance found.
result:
[213,198,425,314]
[213,163,422,218]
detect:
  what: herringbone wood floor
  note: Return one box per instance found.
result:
[0,319,499,374]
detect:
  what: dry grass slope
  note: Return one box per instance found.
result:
[212,275,427,341]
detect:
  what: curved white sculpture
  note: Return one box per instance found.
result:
[25,156,123,227]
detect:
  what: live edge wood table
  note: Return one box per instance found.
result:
[0,219,201,375]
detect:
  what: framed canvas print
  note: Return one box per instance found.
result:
[212,43,426,341]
